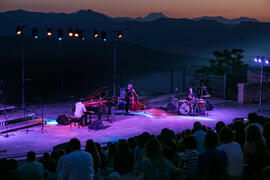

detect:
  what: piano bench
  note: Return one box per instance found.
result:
[70,116,82,128]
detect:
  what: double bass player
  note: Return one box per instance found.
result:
[125,84,138,114]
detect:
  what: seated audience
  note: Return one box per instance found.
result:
[19,151,44,180]
[263,122,270,152]
[244,125,270,180]
[58,138,94,180]
[233,120,246,151]
[105,143,117,168]
[113,139,133,174]
[95,142,107,171]
[193,122,207,153]
[218,127,243,180]
[134,132,151,172]
[85,139,101,176]
[8,159,19,180]
[248,112,263,132]
[193,132,227,180]
[181,135,199,179]
[141,138,179,180]
[215,121,225,135]
[0,158,9,179]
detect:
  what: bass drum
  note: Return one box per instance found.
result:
[179,103,191,115]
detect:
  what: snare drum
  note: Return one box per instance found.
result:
[178,99,188,106]
[196,99,206,110]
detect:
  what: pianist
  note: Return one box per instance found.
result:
[74,98,87,125]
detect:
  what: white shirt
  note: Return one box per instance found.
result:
[58,150,94,180]
[74,102,86,118]
[217,142,244,176]
[193,130,206,153]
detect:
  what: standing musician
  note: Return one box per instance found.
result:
[125,84,137,114]
[187,87,195,100]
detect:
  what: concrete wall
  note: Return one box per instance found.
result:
[237,82,270,104]
[247,70,270,83]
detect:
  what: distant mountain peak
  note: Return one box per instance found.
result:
[72,9,101,15]
[192,16,258,24]
[143,12,167,21]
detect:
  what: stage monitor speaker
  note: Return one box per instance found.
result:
[56,115,70,125]
[88,120,104,130]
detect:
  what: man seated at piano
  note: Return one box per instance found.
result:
[74,98,87,125]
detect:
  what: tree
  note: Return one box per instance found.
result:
[196,49,248,99]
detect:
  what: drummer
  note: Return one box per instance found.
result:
[187,87,195,100]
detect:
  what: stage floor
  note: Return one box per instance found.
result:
[1,96,270,159]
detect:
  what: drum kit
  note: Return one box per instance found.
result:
[169,98,209,116]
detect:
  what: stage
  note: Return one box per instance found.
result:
[1,96,270,159]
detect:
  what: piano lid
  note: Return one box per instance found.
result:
[84,87,107,101]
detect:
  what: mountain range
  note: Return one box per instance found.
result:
[1,9,270,59]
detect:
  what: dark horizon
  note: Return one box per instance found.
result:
[1,8,269,22]
[1,0,270,22]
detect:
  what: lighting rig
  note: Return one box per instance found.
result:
[16,26,124,41]
[253,56,269,111]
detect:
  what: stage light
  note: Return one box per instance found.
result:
[46,28,52,37]
[93,29,98,38]
[101,31,107,41]
[258,58,262,63]
[32,28,38,39]
[265,60,269,64]
[16,26,23,36]
[74,30,79,38]
[57,29,63,40]
[254,58,258,62]
[117,31,123,39]
[68,29,73,37]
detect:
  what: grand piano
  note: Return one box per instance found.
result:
[83,88,117,115]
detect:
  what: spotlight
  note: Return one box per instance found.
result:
[101,31,107,41]
[57,29,64,40]
[117,31,123,39]
[16,26,23,36]
[254,58,258,62]
[46,28,52,37]
[258,58,262,63]
[32,28,38,39]
[68,29,73,37]
[265,60,269,65]
[93,29,99,38]
[74,30,79,38]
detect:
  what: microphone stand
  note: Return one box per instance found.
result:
[39,97,48,133]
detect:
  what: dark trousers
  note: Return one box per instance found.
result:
[125,99,130,113]
[81,114,87,125]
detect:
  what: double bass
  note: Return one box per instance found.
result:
[126,81,146,111]
[129,89,141,111]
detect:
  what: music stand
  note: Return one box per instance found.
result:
[38,98,48,133]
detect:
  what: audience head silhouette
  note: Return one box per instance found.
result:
[27,151,36,162]
[68,138,81,151]
[219,127,234,144]
[204,132,218,150]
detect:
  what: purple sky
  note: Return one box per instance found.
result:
[1,0,270,21]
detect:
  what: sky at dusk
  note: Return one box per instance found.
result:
[1,0,270,21]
